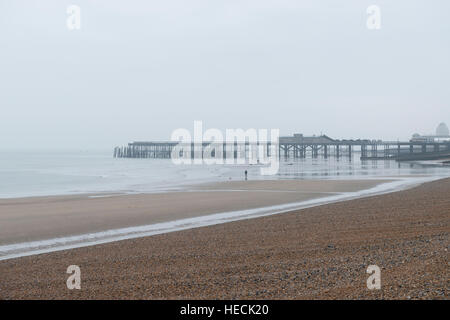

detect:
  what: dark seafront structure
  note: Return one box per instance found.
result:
[114,133,450,161]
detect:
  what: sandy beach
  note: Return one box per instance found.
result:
[0,179,387,244]
[0,178,448,300]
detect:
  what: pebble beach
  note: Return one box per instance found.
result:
[0,178,448,299]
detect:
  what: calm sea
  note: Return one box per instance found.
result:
[0,150,449,199]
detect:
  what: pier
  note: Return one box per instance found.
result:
[114,134,450,161]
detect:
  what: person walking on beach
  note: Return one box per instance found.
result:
[244,170,248,181]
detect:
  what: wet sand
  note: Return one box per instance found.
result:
[0,179,386,244]
[0,178,448,300]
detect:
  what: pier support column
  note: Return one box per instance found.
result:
[371,145,377,158]
[361,145,366,159]
[313,145,318,158]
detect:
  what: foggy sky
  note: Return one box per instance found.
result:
[1,0,449,150]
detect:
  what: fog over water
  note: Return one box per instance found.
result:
[1,0,449,150]
[0,150,449,199]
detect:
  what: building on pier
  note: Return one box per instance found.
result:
[411,122,450,143]
[279,133,335,144]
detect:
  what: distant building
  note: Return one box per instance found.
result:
[436,122,449,136]
[411,122,450,142]
[279,133,335,144]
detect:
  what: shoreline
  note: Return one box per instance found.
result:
[0,177,448,299]
[0,176,444,261]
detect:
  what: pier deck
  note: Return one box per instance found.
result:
[114,136,450,161]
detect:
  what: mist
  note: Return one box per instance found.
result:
[1,0,449,150]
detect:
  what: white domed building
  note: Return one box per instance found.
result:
[436,122,449,137]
